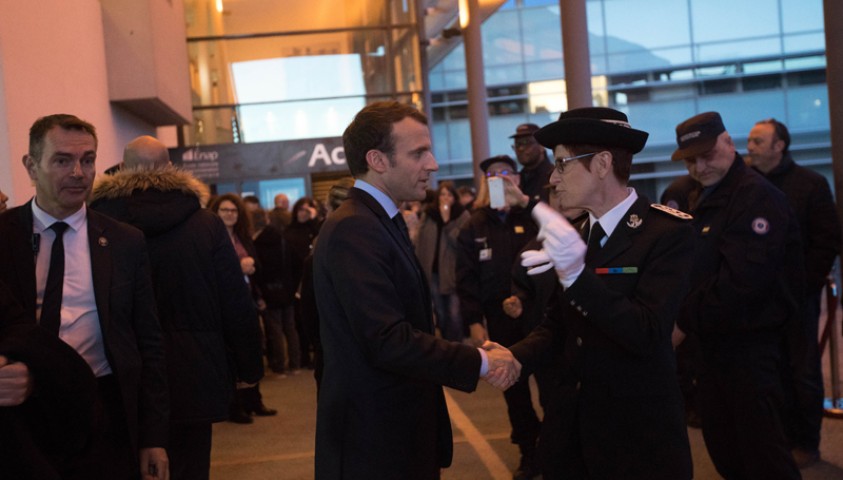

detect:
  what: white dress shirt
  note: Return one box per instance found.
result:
[32,200,112,377]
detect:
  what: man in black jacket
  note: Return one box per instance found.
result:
[747,118,842,466]
[90,136,263,480]
[673,112,802,479]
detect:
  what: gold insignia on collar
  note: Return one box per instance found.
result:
[98,237,108,247]
[627,214,643,229]
[650,203,693,220]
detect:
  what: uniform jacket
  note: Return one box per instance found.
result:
[678,156,805,349]
[89,167,264,424]
[456,205,538,341]
[510,196,694,480]
[313,188,481,480]
[754,153,841,293]
[0,202,168,452]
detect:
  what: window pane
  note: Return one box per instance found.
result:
[698,90,787,136]
[786,85,828,132]
[604,0,690,51]
[784,33,826,54]
[625,99,697,147]
[482,10,524,66]
[695,38,782,63]
[781,0,824,33]
[690,0,779,43]
[520,6,562,63]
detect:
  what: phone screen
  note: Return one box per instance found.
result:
[488,176,505,209]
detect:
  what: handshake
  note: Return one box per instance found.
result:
[520,202,587,286]
[481,341,522,391]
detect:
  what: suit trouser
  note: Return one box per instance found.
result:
[699,346,800,480]
[488,313,541,450]
[169,422,213,480]
[93,375,137,480]
[783,291,824,451]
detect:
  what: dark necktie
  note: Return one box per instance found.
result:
[393,213,412,247]
[41,221,69,335]
[585,221,605,265]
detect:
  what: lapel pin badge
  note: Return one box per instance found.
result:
[626,214,642,229]
[99,236,108,247]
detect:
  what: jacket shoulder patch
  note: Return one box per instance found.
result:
[650,203,693,220]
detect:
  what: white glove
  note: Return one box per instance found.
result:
[520,249,554,275]
[528,202,587,286]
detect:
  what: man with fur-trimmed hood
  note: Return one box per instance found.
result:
[89,136,263,480]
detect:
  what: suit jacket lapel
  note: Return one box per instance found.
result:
[12,203,38,320]
[349,189,435,332]
[87,210,112,332]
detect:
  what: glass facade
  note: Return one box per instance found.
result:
[180,0,425,201]
[183,0,424,147]
[429,0,830,199]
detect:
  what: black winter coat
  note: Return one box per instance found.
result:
[90,167,263,424]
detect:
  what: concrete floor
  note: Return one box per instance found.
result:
[210,369,843,479]
[210,291,843,479]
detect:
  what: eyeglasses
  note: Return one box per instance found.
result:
[511,137,535,149]
[485,169,514,177]
[217,207,238,214]
[555,152,598,173]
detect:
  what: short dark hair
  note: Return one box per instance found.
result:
[566,144,633,184]
[342,101,427,177]
[327,177,354,211]
[242,195,261,206]
[756,118,791,154]
[29,114,97,161]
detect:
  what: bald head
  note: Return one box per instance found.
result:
[123,135,171,169]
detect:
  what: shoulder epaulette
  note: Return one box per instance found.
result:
[650,203,693,220]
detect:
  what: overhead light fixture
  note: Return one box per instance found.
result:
[458,0,469,28]
[216,0,223,13]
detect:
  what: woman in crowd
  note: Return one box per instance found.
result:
[209,194,278,423]
[414,181,471,342]
[285,197,322,369]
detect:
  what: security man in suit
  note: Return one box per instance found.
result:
[507,107,694,479]
[0,114,169,479]
[672,112,802,479]
[312,101,521,480]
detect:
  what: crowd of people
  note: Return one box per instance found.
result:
[0,100,840,480]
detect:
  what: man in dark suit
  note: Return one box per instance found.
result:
[313,101,520,480]
[508,107,694,479]
[0,114,169,479]
[747,118,841,467]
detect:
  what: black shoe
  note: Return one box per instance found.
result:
[228,406,253,424]
[513,451,539,480]
[241,384,278,416]
[247,403,278,416]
